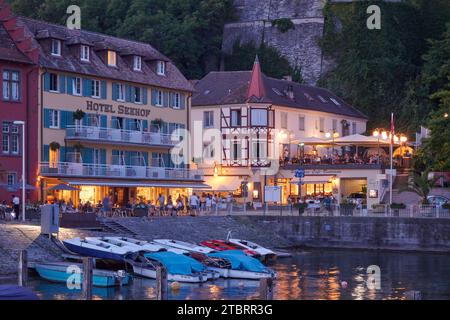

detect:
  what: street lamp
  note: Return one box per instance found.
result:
[13,120,26,222]
[326,130,339,164]
[373,129,388,162]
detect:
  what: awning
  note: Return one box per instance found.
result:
[291,175,334,184]
[291,136,332,146]
[66,180,211,189]
[200,176,242,192]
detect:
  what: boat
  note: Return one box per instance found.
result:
[153,239,215,254]
[34,262,130,287]
[125,251,216,283]
[62,237,133,261]
[87,237,168,253]
[208,250,276,280]
[200,240,259,258]
[226,238,277,262]
[0,285,39,300]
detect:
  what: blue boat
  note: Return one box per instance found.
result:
[34,262,130,287]
[0,285,39,300]
[63,237,133,262]
[208,250,276,280]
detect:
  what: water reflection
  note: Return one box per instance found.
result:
[17,249,450,300]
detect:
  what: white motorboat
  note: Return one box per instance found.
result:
[63,237,133,261]
[105,237,189,255]
[226,233,277,262]
[154,239,215,254]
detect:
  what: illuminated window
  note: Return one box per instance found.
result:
[107,50,117,67]
[49,148,59,168]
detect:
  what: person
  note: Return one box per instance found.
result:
[189,193,199,216]
[157,193,165,216]
[205,195,212,213]
[166,195,174,216]
[175,198,183,216]
[211,194,217,212]
[102,195,110,217]
[12,195,20,220]
[226,192,233,214]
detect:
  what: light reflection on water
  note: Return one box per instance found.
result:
[21,249,450,300]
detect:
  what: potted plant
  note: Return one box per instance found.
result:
[390,203,406,216]
[372,203,385,214]
[73,109,85,121]
[49,141,60,151]
[152,118,164,131]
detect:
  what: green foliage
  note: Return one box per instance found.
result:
[7,0,236,79]
[400,171,441,204]
[271,18,295,33]
[225,41,300,81]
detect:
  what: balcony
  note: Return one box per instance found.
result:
[40,162,204,181]
[65,126,179,148]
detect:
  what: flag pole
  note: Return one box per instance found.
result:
[389,113,394,207]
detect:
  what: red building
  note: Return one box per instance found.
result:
[0,1,39,203]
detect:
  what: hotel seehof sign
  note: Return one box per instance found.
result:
[86,100,151,118]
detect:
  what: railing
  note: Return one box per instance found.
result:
[39,162,204,181]
[66,125,178,147]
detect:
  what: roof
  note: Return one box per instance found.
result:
[15,17,194,92]
[192,71,368,120]
[247,55,265,100]
[0,23,33,64]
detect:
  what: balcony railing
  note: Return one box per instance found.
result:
[40,162,203,181]
[66,126,179,147]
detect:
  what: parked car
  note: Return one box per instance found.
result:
[347,193,366,206]
[427,195,449,207]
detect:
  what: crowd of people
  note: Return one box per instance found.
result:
[0,195,21,220]
[280,151,391,166]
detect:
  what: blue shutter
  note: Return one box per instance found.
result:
[112,83,118,100]
[112,150,119,165]
[151,89,157,106]
[101,149,106,165]
[143,88,148,105]
[143,152,149,166]
[66,111,74,127]
[124,151,131,166]
[83,79,92,97]
[59,146,66,162]
[142,120,148,131]
[163,153,170,168]
[168,92,174,108]
[59,75,66,93]
[101,81,107,99]
[60,111,68,129]
[101,115,107,128]
[83,114,89,126]
[169,123,176,135]
[43,73,50,92]
[66,77,73,95]
[42,145,50,162]
[44,109,51,128]
[180,93,186,109]
[82,148,93,164]
[111,117,117,129]
[125,85,132,102]
[163,92,169,108]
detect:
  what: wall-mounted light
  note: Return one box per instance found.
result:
[213,162,219,177]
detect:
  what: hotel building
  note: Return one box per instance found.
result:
[192,58,390,208]
[7,15,207,205]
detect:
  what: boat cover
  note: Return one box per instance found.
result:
[144,252,206,275]
[208,250,268,272]
[0,285,39,300]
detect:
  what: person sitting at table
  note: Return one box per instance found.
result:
[84,201,94,213]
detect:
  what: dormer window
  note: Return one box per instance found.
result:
[81,45,90,62]
[133,56,142,71]
[157,61,166,75]
[107,50,117,67]
[51,39,61,56]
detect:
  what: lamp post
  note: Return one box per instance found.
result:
[13,121,26,222]
[326,130,339,164]
[372,129,388,163]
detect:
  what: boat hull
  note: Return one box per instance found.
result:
[207,267,275,280]
[63,241,125,262]
[131,265,208,283]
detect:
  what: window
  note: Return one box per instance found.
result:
[332,119,338,131]
[117,84,125,101]
[49,148,59,167]
[203,111,214,128]
[81,45,90,61]
[51,39,61,56]
[157,61,166,75]
[2,70,20,101]
[330,97,341,106]
[1,122,20,155]
[11,134,18,154]
[231,140,241,161]
[281,112,288,129]
[107,50,117,67]
[231,110,241,127]
[49,110,60,128]
[2,134,9,153]
[72,77,82,96]
[87,114,100,127]
[251,109,268,126]
[252,140,267,160]
[7,173,16,186]
[319,118,325,133]
[133,87,142,103]
[299,116,305,131]
[49,73,58,92]
[173,93,181,109]
[92,80,100,98]
[156,90,163,106]
[352,122,357,134]
[133,56,142,71]
[318,95,327,103]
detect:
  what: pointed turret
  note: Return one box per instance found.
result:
[247,55,266,101]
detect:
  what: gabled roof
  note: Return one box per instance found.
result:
[14,17,193,92]
[192,71,368,120]
[247,55,265,101]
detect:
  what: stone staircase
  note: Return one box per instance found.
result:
[98,218,137,236]
[382,168,420,204]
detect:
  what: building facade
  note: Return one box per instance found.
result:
[9,16,207,206]
[0,2,39,203]
[192,58,389,208]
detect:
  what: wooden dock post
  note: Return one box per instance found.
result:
[156,266,168,300]
[259,278,274,300]
[18,250,28,287]
[82,257,93,300]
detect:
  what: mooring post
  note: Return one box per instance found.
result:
[18,250,28,287]
[83,257,93,300]
[156,266,168,300]
[405,290,422,300]
[259,278,274,300]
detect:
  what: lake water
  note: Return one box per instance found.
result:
[18,249,450,300]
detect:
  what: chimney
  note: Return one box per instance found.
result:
[283,75,292,82]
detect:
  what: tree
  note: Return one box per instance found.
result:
[400,171,441,204]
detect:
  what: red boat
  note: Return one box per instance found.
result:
[200,240,260,257]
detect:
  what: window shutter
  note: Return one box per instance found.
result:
[82,148,93,164]
[151,89,157,106]
[124,151,131,166]
[83,79,92,97]
[44,109,51,128]
[180,93,186,109]
[66,112,74,127]
[142,120,148,131]
[101,115,107,128]
[42,145,50,162]
[112,83,118,100]
[101,81,107,99]
[66,77,73,95]
[143,88,148,105]
[83,115,89,126]
[60,111,68,129]
[101,149,107,165]
[143,152,149,166]
[168,92,174,108]
[59,146,66,162]
[59,75,66,93]
[44,73,50,92]
[163,92,169,108]
[125,85,132,102]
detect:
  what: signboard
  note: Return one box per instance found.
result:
[264,186,282,203]
[294,169,305,178]
[86,100,151,118]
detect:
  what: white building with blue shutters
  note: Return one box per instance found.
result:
[17,16,208,205]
